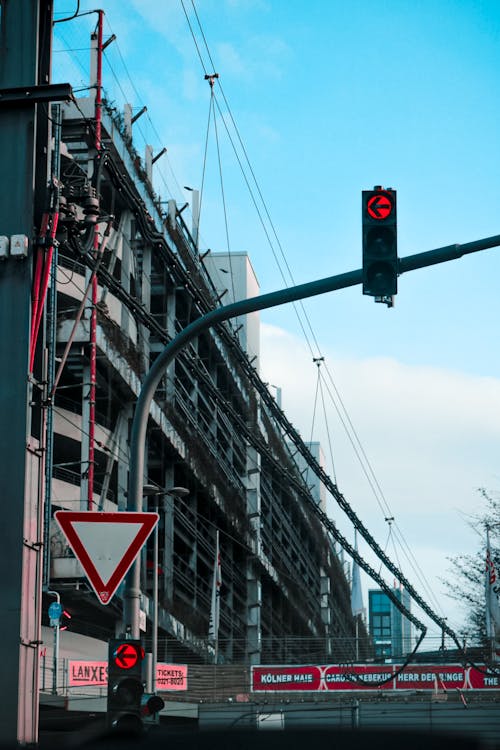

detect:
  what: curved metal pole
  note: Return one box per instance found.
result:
[122,230,500,636]
[123,268,361,635]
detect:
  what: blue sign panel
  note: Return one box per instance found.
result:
[48,601,62,620]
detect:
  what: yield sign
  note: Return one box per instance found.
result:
[54,511,158,605]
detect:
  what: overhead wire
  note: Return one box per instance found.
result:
[52,28,90,82]
[56,93,466,654]
[54,5,454,647]
[317,364,338,485]
[53,1,81,25]
[303,359,322,491]
[179,4,329,346]
[182,0,442,616]
[107,21,182,204]
[155,492,350,638]
[198,89,213,227]
[211,94,236,301]
[64,2,444,648]
[187,0,326,355]
[311,364,445,622]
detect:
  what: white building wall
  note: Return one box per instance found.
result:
[203,252,260,369]
[294,441,327,511]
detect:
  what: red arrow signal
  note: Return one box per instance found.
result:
[367,193,393,220]
[114,642,141,669]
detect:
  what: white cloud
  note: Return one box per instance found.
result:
[260,322,500,633]
[215,34,291,82]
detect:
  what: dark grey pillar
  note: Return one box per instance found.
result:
[0,1,51,742]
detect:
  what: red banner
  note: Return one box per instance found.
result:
[252,665,322,691]
[323,665,393,691]
[251,664,499,692]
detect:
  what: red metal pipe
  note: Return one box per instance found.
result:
[30,212,58,373]
[87,10,104,510]
[29,212,49,370]
[87,273,97,511]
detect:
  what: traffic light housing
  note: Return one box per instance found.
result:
[141,693,165,725]
[106,639,145,735]
[362,187,398,303]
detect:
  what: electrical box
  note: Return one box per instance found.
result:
[10,234,29,258]
[0,236,9,259]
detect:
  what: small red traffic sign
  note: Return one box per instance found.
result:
[114,642,140,669]
[54,511,159,605]
[367,193,393,220]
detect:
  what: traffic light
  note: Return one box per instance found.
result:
[60,609,72,631]
[106,639,145,735]
[141,693,165,725]
[362,186,398,303]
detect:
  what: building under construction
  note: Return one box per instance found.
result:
[0,10,372,741]
[40,17,369,669]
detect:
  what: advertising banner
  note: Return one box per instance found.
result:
[156,664,188,690]
[69,660,108,687]
[68,660,188,690]
[251,664,500,692]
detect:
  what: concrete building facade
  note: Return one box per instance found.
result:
[41,47,366,676]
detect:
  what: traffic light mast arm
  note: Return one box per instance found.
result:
[124,267,362,635]
[123,230,500,637]
[399,232,500,274]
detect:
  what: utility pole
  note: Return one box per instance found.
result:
[0,2,70,742]
[0,3,47,742]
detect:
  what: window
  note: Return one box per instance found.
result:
[371,613,391,639]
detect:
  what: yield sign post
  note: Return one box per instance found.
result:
[54,511,159,605]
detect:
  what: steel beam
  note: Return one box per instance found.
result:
[0,82,72,107]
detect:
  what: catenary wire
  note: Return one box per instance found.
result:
[53,5,454,640]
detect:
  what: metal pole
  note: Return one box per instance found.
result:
[352,699,360,729]
[48,590,61,695]
[124,269,361,635]
[192,189,200,250]
[142,486,188,689]
[53,623,60,695]
[123,234,500,636]
[355,616,359,662]
[0,1,49,741]
[88,10,104,510]
[152,503,158,694]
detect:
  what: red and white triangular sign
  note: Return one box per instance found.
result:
[54,511,159,605]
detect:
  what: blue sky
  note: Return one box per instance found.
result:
[53,0,500,643]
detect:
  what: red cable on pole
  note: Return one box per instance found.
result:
[87,10,104,511]
[29,212,58,373]
[30,213,49,359]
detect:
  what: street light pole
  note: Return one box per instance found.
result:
[47,590,61,696]
[124,233,500,639]
[142,484,189,694]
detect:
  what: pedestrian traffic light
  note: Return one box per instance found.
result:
[362,186,398,303]
[141,693,165,724]
[106,639,145,735]
[60,609,72,631]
